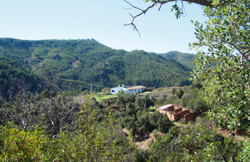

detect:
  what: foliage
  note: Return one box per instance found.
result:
[101,88,110,95]
[116,91,136,107]
[92,94,117,102]
[2,0,250,159]
[237,139,250,161]
[175,77,192,87]
[115,91,173,140]
[163,51,196,69]
[133,149,150,162]
[149,94,155,102]
[182,87,210,113]
[119,102,140,132]
[0,97,134,161]
[191,0,250,132]
[0,57,41,101]
[0,70,80,134]
[149,121,241,161]
[0,38,193,91]
[172,88,176,95]
[158,93,166,100]
[0,124,47,161]
[138,112,173,133]
[156,86,209,114]
[175,88,184,99]
[149,126,180,161]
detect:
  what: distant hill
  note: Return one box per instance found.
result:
[162,51,195,69]
[0,38,194,91]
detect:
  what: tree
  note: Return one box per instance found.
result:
[126,0,250,132]
[0,69,80,135]
[176,88,184,99]
[101,88,110,95]
[0,97,134,161]
[125,0,250,159]
[191,0,250,133]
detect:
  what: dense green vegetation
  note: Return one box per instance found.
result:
[1,0,250,160]
[0,57,41,101]
[0,76,245,161]
[162,51,195,69]
[0,38,193,91]
[0,40,247,161]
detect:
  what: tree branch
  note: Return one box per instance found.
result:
[155,0,213,7]
[124,1,156,37]
[124,0,214,37]
[124,0,144,12]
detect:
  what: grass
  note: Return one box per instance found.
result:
[92,91,154,102]
[149,107,156,111]
[138,91,154,96]
[173,122,188,129]
[92,94,117,102]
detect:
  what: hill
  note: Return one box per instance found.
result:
[162,51,195,69]
[0,38,193,91]
[0,57,41,100]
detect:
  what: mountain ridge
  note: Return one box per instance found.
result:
[0,38,194,90]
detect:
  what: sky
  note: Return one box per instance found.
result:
[0,0,207,54]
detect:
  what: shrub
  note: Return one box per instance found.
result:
[172,88,176,95]
[133,149,150,162]
[149,94,155,102]
[152,129,159,138]
[150,126,180,161]
[176,88,184,99]
[159,93,166,100]
[0,124,47,161]
[157,116,173,133]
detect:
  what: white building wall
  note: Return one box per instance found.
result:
[123,89,130,94]
[110,87,123,95]
[111,86,146,95]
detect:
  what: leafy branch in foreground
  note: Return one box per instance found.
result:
[191,0,250,132]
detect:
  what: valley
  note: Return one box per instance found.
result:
[0,38,247,161]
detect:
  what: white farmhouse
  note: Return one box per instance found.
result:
[110,85,146,95]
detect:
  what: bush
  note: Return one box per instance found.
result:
[157,116,173,133]
[152,129,159,138]
[176,88,184,99]
[149,94,155,102]
[133,149,150,162]
[116,92,135,107]
[159,93,166,100]
[138,113,155,132]
[150,126,180,161]
[0,124,48,161]
[172,88,176,95]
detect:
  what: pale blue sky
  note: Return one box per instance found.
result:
[0,0,207,54]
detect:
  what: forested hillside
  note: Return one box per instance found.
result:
[162,51,195,69]
[0,38,193,90]
[0,57,41,100]
[1,0,250,160]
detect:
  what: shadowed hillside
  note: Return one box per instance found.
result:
[0,57,41,100]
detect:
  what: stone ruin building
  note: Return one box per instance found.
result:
[156,104,197,123]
